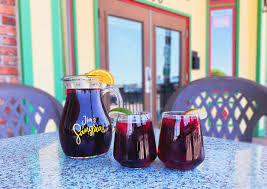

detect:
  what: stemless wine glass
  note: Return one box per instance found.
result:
[158,111,204,171]
[113,112,157,168]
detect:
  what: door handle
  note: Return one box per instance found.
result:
[145,67,151,93]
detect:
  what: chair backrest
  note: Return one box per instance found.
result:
[165,76,267,142]
[0,84,63,138]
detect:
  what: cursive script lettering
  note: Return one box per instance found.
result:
[81,115,93,126]
[73,115,107,145]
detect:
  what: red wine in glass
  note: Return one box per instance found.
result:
[113,112,157,168]
[158,111,204,171]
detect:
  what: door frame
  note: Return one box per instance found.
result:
[206,0,240,77]
[209,0,236,6]
[208,5,237,76]
[94,0,192,81]
[96,0,191,115]
[96,0,191,123]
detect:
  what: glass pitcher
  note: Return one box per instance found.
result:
[59,75,123,158]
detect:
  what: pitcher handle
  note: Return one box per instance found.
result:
[102,85,123,108]
[102,86,123,130]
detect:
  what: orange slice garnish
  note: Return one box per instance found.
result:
[86,69,114,85]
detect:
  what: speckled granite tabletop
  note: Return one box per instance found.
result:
[0,129,266,189]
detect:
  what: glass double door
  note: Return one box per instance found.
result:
[98,0,188,124]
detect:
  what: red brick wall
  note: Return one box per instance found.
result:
[0,0,19,84]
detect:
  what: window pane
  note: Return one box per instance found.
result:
[108,16,143,111]
[156,27,181,121]
[210,9,234,76]
[156,27,180,84]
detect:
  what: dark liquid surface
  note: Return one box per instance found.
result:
[114,121,157,168]
[59,89,112,157]
[158,116,204,171]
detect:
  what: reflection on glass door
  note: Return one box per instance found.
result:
[108,16,144,111]
[156,27,181,121]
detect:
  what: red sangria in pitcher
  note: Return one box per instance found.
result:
[60,75,122,158]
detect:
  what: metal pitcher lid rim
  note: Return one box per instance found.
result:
[62,75,102,81]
